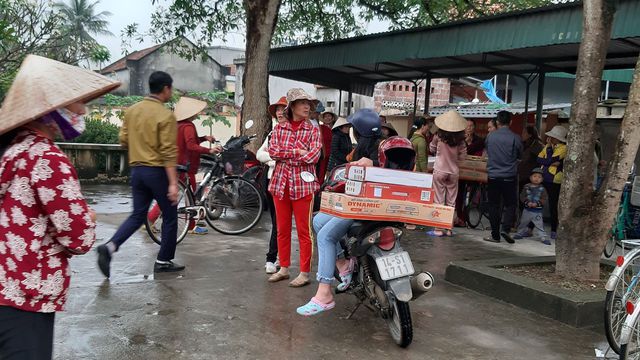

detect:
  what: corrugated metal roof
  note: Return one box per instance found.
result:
[548,69,635,83]
[269,0,640,95]
[428,103,571,118]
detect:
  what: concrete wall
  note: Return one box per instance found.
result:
[267,76,316,104]
[234,60,374,115]
[207,46,244,66]
[316,88,374,116]
[130,47,225,95]
[105,70,130,96]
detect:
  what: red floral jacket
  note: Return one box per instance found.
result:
[268,120,322,200]
[0,130,96,313]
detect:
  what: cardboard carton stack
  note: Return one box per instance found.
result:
[428,155,488,183]
[319,165,455,229]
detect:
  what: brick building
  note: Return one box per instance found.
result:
[373,79,451,113]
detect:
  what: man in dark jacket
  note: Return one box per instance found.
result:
[484,111,523,243]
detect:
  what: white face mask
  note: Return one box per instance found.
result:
[57,108,86,134]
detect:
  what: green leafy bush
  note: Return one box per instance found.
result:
[70,115,120,144]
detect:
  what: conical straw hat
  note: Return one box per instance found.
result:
[332,117,350,129]
[434,110,467,132]
[174,97,207,121]
[0,55,121,135]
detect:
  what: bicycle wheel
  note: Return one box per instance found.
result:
[144,181,193,245]
[204,176,263,235]
[465,184,483,229]
[604,229,617,258]
[620,311,640,360]
[605,249,640,354]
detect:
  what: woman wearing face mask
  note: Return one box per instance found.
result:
[0,55,119,359]
[267,89,322,287]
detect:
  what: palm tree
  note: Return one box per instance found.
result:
[55,0,113,41]
[54,0,112,65]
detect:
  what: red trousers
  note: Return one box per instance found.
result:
[272,187,313,273]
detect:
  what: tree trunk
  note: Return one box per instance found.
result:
[556,0,616,280]
[241,0,281,151]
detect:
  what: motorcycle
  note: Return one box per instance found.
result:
[323,165,434,348]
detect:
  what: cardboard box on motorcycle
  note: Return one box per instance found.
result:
[345,180,434,204]
[346,165,433,188]
[320,192,454,229]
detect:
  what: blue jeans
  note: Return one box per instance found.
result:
[110,166,178,261]
[314,212,354,284]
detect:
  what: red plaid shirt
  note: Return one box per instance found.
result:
[268,120,322,200]
[0,130,96,312]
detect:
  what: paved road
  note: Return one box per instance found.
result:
[54,209,607,359]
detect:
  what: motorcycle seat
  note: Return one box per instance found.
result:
[347,221,366,238]
[177,164,189,173]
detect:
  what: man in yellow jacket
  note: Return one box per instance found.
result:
[97,71,184,278]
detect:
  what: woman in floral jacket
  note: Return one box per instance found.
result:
[267,88,322,287]
[0,55,119,359]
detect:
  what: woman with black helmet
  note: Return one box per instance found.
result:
[296,109,416,316]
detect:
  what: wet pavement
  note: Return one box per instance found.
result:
[54,187,608,359]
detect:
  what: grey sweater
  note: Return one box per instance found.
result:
[485,127,523,179]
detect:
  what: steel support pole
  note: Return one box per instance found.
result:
[338,90,343,116]
[424,75,432,117]
[412,81,419,119]
[535,72,546,131]
[347,91,353,116]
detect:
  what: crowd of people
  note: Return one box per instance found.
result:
[0,54,577,357]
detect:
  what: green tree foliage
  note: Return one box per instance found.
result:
[0,0,113,101]
[70,116,120,144]
[54,0,113,66]
[358,0,556,29]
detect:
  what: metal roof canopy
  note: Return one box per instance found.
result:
[268,0,640,98]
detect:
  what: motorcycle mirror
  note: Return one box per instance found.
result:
[245,120,254,130]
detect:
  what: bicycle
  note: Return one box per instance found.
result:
[604,173,640,258]
[464,182,490,229]
[144,133,263,245]
[604,240,640,355]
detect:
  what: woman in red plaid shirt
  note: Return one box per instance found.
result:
[267,89,322,287]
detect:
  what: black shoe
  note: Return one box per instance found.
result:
[97,244,111,278]
[483,236,500,243]
[501,232,515,244]
[154,261,186,273]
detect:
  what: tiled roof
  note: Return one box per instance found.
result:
[100,44,164,74]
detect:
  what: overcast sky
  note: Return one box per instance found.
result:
[94,0,389,64]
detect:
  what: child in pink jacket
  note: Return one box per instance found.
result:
[427,110,467,237]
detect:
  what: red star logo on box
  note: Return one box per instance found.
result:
[432,210,440,218]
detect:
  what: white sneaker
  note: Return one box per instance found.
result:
[265,262,277,274]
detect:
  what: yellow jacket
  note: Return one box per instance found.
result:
[120,97,177,167]
[537,143,567,184]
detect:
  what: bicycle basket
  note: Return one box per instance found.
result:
[221,149,246,175]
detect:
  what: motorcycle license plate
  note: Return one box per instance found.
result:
[375,252,415,281]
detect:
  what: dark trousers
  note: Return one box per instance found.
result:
[487,177,518,240]
[110,166,178,261]
[544,182,561,232]
[0,306,55,360]
[265,187,278,263]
